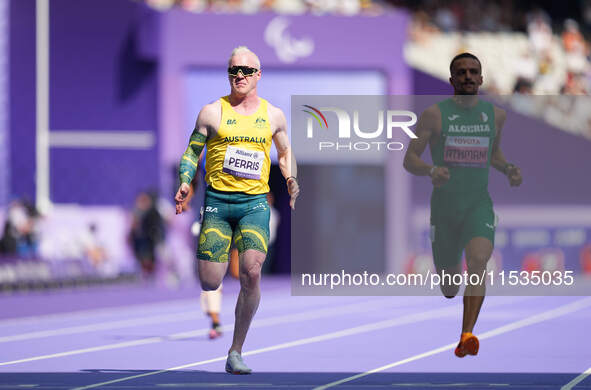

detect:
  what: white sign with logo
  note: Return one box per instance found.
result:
[264,16,314,64]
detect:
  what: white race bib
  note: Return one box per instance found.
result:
[222,145,264,180]
[443,136,489,168]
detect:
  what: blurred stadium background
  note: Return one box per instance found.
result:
[2,0,591,291]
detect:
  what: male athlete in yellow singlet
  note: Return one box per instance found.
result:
[174,46,299,374]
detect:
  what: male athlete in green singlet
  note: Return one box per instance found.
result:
[404,53,522,357]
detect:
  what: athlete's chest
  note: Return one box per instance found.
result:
[215,115,271,141]
[442,109,494,137]
[437,106,495,168]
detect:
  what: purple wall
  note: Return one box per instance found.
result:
[9,0,159,206]
[410,69,591,206]
[9,0,36,202]
[49,0,159,205]
[0,0,8,207]
[49,0,157,131]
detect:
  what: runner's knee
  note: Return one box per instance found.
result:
[201,280,222,291]
[241,260,262,287]
[440,283,459,298]
[200,275,223,291]
[466,253,488,273]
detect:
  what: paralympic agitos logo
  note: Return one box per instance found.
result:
[302,105,418,151]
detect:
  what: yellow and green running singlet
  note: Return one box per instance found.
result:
[205,96,273,194]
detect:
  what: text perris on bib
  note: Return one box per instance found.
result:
[222,145,264,180]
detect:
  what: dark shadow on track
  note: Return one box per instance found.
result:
[0,371,587,389]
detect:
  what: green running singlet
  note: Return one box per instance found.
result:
[429,98,497,269]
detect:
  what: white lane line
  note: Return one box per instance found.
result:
[69,304,464,390]
[0,295,440,343]
[0,298,200,327]
[0,287,356,328]
[0,311,200,343]
[314,296,591,390]
[0,297,404,366]
[561,366,591,390]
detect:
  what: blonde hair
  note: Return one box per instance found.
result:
[228,46,261,69]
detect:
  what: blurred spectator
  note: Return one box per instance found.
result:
[514,50,539,83]
[510,77,541,116]
[145,0,175,10]
[0,199,39,258]
[404,1,591,138]
[409,10,440,45]
[129,191,166,277]
[513,77,533,94]
[143,0,379,15]
[434,5,458,32]
[527,8,553,57]
[562,72,589,95]
[178,0,207,12]
[562,19,588,73]
[78,223,107,268]
[271,0,307,14]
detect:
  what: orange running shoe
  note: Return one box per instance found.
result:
[454,332,479,358]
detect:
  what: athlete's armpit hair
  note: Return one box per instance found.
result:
[179,131,206,185]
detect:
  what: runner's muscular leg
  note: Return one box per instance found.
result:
[229,248,265,354]
[436,262,462,298]
[198,260,229,291]
[462,236,493,333]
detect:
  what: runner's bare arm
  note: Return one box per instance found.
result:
[180,154,205,212]
[490,107,509,173]
[403,105,450,187]
[404,105,437,175]
[491,107,522,187]
[271,105,299,210]
[175,102,218,214]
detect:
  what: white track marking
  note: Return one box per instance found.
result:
[561,366,591,390]
[0,288,356,328]
[65,297,535,390]
[314,296,591,390]
[0,296,399,342]
[0,298,200,327]
[0,311,200,343]
[69,304,464,390]
[0,295,442,342]
[0,297,408,365]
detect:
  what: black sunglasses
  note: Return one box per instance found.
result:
[228,66,259,77]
